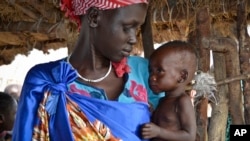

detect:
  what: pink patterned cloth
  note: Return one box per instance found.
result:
[60,0,148,27]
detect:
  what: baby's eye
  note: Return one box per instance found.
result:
[157,68,164,73]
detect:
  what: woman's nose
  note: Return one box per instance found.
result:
[128,30,137,45]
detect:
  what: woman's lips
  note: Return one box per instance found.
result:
[122,50,131,57]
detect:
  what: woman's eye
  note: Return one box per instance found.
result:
[123,22,141,34]
[123,26,131,32]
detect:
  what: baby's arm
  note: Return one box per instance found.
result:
[172,95,197,141]
[142,96,196,141]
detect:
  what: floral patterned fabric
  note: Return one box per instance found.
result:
[13,56,162,141]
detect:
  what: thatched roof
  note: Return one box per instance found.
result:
[0,0,77,65]
[0,0,250,65]
[150,0,250,42]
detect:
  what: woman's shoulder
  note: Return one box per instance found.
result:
[25,58,68,81]
[29,58,65,72]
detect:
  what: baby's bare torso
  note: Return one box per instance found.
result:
[151,95,186,141]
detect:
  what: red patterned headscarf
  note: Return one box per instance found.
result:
[60,0,148,27]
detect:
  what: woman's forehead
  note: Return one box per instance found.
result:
[109,4,147,22]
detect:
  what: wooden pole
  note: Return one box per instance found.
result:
[189,7,211,141]
[237,0,249,124]
[209,37,243,140]
[141,1,155,59]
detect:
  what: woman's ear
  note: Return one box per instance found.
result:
[177,69,188,83]
[87,7,100,27]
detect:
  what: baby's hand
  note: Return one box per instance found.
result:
[141,122,161,139]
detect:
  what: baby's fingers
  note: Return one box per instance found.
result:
[141,131,152,139]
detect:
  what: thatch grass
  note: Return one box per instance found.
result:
[0,0,68,64]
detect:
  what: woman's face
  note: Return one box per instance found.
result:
[93,3,148,62]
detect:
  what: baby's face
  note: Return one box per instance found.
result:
[149,52,182,93]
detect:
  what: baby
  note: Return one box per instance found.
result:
[142,40,197,141]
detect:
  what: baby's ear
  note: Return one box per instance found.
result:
[0,114,5,123]
[177,69,188,83]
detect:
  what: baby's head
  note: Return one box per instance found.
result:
[149,41,197,93]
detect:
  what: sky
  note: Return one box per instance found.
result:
[0,47,68,91]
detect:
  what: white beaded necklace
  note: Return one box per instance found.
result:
[67,55,112,83]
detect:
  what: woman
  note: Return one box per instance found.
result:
[13,0,162,141]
